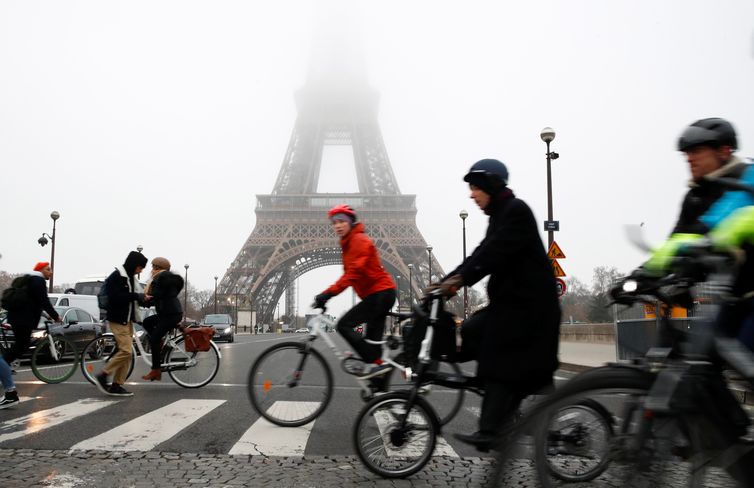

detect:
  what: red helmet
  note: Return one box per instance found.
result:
[327,204,357,222]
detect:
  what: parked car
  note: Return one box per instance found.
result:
[201,313,235,343]
[2,306,106,359]
[294,328,310,334]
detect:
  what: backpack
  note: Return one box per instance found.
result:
[1,275,33,311]
[401,301,459,366]
[97,280,110,311]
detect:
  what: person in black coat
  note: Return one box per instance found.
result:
[438,159,561,451]
[1,262,61,409]
[141,257,184,381]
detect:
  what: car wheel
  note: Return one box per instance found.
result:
[88,339,104,359]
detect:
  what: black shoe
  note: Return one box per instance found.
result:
[107,383,134,397]
[453,431,499,452]
[94,371,110,394]
[0,390,20,410]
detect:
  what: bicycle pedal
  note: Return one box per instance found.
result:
[341,356,366,375]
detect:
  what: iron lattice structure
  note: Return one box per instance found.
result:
[219,78,446,326]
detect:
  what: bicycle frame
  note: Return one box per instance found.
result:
[106,327,221,371]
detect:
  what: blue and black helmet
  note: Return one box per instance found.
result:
[463,159,509,194]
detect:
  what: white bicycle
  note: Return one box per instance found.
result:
[247,310,464,427]
[80,326,221,388]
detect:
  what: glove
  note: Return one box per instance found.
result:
[313,293,333,310]
[439,275,463,297]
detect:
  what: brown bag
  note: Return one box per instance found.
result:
[183,327,214,352]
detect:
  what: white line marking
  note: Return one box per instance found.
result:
[70,399,225,452]
[0,398,116,444]
[373,408,459,458]
[229,401,319,456]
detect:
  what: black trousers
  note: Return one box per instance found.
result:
[142,313,183,368]
[3,312,35,364]
[337,289,396,363]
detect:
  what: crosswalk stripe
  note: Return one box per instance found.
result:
[373,409,459,458]
[70,399,225,452]
[0,398,117,444]
[229,401,319,456]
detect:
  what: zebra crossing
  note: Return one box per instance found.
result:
[0,395,477,457]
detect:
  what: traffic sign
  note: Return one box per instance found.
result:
[555,278,567,297]
[551,259,566,277]
[544,220,560,232]
[547,241,566,260]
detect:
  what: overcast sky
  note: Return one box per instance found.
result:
[1,1,753,318]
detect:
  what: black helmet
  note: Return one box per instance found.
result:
[677,118,738,151]
[463,159,509,194]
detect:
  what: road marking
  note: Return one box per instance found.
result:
[372,408,459,458]
[229,401,319,456]
[0,398,116,444]
[70,399,225,452]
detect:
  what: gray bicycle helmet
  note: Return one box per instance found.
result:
[677,118,738,151]
[463,159,509,194]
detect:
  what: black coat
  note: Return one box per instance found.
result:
[104,269,142,325]
[6,274,59,329]
[149,271,184,316]
[448,191,560,386]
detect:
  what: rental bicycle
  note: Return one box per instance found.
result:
[80,325,221,388]
[247,309,465,427]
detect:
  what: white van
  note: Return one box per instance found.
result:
[48,293,100,319]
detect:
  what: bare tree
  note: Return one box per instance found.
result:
[561,276,590,323]
[588,266,623,323]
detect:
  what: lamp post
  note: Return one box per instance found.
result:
[540,127,559,248]
[459,209,469,318]
[426,245,433,286]
[37,211,60,292]
[214,276,218,313]
[183,264,189,322]
[408,263,414,307]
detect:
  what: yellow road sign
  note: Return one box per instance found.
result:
[547,241,566,259]
[551,259,566,277]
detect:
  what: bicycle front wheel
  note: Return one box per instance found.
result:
[80,334,135,385]
[166,338,220,388]
[248,342,333,427]
[353,390,439,478]
[31,335,78,383]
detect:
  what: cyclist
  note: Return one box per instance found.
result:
[141,257,184,381]
[436,159,560,451]
[313,204,397,382]
[0,262,61,409]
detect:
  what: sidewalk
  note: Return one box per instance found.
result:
[558,341,617,372]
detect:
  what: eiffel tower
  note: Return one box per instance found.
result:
[219,65,444,327]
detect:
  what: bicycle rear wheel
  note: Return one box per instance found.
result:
[426,361,466,426]
[31,335,78,383]
[166,338,220,388]
[353,390,439,478]
[248,341,333,427]
[80,335,135,385]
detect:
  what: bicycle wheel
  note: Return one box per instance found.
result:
[166,337,220,388]
[353,390,439,478]
[80,335,135,385]
[425,361,465,426]
[31,335,78,383]
[248,341,333,427]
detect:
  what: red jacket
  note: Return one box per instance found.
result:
[323,223,396,299]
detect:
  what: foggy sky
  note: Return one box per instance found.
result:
[1,1,753,317]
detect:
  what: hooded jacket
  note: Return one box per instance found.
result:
[148,270,184,316]
[6,270,60,328]
[104,251,147,324]
[323,222,396,299]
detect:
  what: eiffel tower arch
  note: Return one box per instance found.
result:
[219,78,447,326]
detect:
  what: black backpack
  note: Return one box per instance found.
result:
[1,275,33,311]
[401,300,459,366]
[97,279,111,311]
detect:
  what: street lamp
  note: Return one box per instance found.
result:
[37,211,60,292]
[214,276,218,313]
[183,264,189,321]
[136,245,143,253]
[540,127,559,248]
[426,245,433,286]
[408,263,414,307]
[460,209,469,319]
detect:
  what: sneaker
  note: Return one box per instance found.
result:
[94,371,110,394]
[0,390,20,410]
[107,384,134,397]
[358,362,393,379]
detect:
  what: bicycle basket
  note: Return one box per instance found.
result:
[183,327,214,352]
[402,300,458,365]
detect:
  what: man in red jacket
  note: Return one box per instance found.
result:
[314,204,397,380]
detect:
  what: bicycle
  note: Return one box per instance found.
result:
[247,308,465,428]
[487,251,754,487]
[80,324,221,388]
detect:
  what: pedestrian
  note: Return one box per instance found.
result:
[313,204,397,383]
[141,257,184,381]
[435,159,561,451]
[1,262,61,409]
[93,251,148,397]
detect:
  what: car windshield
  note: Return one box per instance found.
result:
[204,315,230,325]
[37,307,66,329]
